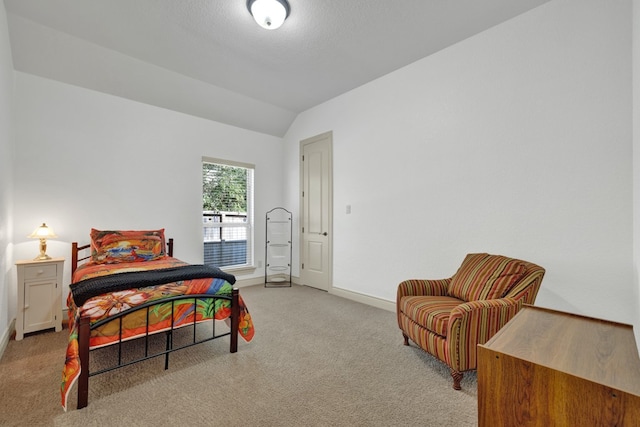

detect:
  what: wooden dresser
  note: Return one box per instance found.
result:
[478,305,640,426]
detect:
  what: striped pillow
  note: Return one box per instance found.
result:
[448,253,526,301]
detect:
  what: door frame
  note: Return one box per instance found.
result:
[299,131,333,291]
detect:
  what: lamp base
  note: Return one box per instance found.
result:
[34,238,51,261]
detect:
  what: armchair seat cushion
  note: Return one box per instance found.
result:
[448,253,526,301]
[399,295,463,337]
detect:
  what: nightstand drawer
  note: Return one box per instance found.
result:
[24,264,57,280]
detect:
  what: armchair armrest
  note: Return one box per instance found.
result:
[446,297,523,372]
[397,278,451,299]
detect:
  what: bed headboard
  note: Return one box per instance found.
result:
[71,238,174,275]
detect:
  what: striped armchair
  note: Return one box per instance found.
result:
[396,253,545,390]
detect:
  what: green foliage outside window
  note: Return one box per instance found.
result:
[202,163,248,212]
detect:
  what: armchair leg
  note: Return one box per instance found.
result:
[450,369,463,390]
[402,333,409,346]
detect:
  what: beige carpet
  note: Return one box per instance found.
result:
[0,284,478,427]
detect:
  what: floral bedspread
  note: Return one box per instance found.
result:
[61,257,254,411]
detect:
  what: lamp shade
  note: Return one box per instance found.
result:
[28,223,58,239]
[247,0,290,30]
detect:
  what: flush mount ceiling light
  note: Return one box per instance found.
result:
[247,0,290,30]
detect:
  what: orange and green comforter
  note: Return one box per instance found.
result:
[61,257,254,411]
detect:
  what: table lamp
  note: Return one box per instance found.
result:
[28,223,58,260]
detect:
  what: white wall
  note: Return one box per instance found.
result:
[11,72,285,314]
[285,0,635,324]
[0,2,15,351]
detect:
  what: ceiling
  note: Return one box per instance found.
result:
[3,0,549,136]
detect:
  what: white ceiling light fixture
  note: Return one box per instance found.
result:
[247,0,290,30]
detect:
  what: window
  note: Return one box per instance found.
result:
[202,157,254,270]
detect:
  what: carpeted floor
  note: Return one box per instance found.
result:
[0,284,478,426]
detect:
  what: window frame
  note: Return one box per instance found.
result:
[202,156,255,273]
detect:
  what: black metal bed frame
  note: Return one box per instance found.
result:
[71,239,240,410]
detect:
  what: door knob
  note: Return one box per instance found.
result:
[321,232,328,236]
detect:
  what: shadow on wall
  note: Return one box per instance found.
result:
[535,286,608,322]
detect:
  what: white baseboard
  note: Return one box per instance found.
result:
[235,275,301,288]
[257,275,396,313]
[234,276,270,288]
[0,318,15,359]
[329,287,395,312]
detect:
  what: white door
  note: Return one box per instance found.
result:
[300,131,332,291]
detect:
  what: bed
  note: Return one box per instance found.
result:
[60,229,254,411]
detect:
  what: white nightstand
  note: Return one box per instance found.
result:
[15,257,64,340]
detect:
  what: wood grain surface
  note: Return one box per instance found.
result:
[478,305,640,426]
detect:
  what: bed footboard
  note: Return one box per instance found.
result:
[76,288,239,409]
